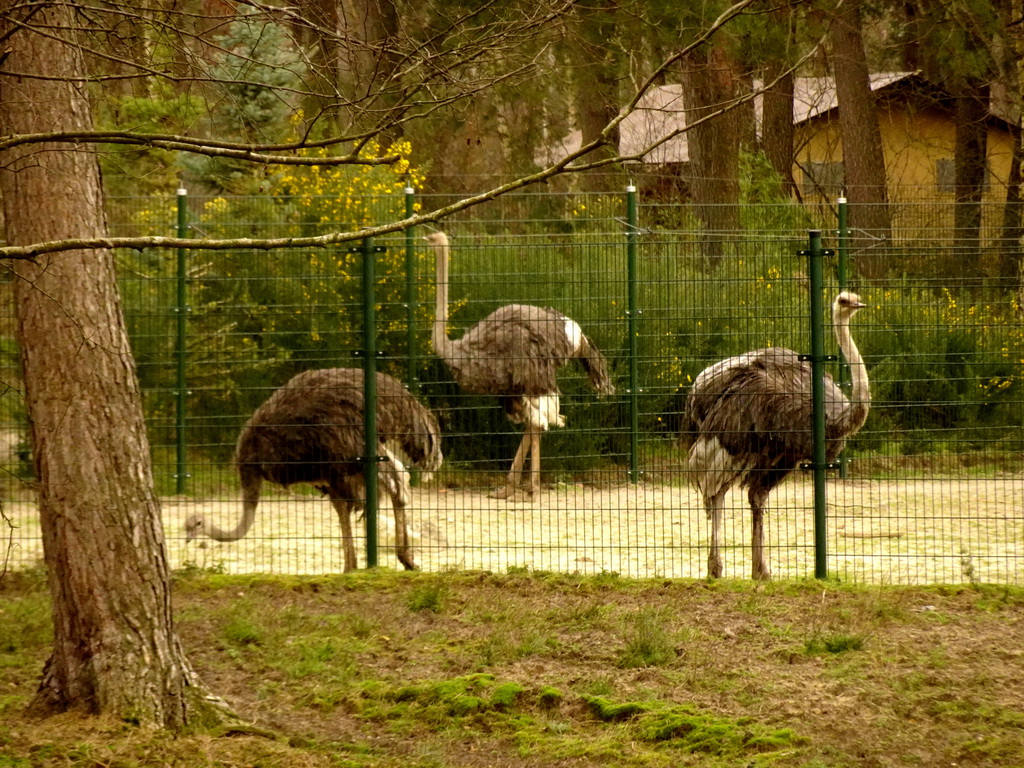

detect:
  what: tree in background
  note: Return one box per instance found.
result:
[825,0,892,279]
[566,0,626,191]
[181,13,311,193]
[681,41,743,266]
[756,0,798,197]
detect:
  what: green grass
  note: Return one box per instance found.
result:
[2,570,1024,767]
[617,606,678,668]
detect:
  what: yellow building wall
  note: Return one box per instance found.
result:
[795,104,1014,204]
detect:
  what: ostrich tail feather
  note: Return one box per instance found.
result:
[579,335,615,396]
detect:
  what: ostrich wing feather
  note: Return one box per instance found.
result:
[236,369,442,491]
[684,347,852,465]
[448,305,575,394]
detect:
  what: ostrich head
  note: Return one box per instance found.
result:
[834,291,867,318]
[183,513,205,542]
[424,231,448,247]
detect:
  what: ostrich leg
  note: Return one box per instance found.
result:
[749,488,772,580]
[490,428,533,501]
[528,427,542,497]
[706,491,725,578]
[329,496,359,572]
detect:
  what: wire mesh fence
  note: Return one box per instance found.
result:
[2,189,1022,584]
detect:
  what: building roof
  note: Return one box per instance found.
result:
[613,71,1014,165]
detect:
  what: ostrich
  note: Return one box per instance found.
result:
[185,368,442,572]
[682,291,870,580]
[425,231,615,501]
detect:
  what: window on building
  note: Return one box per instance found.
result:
[803,161,844,198]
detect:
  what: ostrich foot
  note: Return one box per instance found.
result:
[708,554,723,580]
[751,562,772,581]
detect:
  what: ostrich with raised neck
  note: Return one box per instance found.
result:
[682,291,871,580]
[425,230,614,501]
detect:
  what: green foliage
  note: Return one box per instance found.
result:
[99,81,205,197]
[617,607,677,668]
[857,285,1024,457]
[406,577,449,613]
[803,631,866,655]
[117,140,427,459]
[536,685,563,708]
[581,694,651,721]
[489,682,525,710]
[181,14,309,193]
[738,150,814,233]
[0,596,51,653]
[222,612,265,647]
[582,694,808,755]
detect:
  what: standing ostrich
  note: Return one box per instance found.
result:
[425,231,615,501]
[682,292,870,580]
[185,368,442,572]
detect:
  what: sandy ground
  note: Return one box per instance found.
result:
[4,475,1022,584]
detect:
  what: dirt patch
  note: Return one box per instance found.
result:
[6,475,1023,584]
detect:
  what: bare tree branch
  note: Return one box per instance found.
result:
[0,0,830,260]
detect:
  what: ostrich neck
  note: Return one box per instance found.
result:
[207,502,257,541]
[432,240,458,362]
[834,314,871,429]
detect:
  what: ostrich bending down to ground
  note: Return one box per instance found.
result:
[425,231,614,501]
[185,368,442,572]
[682,292,870,580]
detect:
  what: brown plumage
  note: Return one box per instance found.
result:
[426,231,614,500]
[184,368,442,572]
[683,292,870,580]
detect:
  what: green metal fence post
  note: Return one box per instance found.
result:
[357,236,382,568]
[174,186,189,495]
[804,230,832,579]
[404,187,419,394]
[836,197,851,478]
[625,184,640,483]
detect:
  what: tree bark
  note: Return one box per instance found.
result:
[953,81,990,278]
[760,2,797,196]
[572,0,621,192]
[681,44,742,268]
[0,2,225,728]
[828,0,892,278]
[337,0,403,140]
[999,119,1023,285]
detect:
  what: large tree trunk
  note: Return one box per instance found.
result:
[759,2,796,197]
[828,0,892,279]
[1000,119,1023,286]
[572,0,621,192]
[296,0,402,140]
[0,2,224,727]
[338,0,403,140]
[953,82,990,279]
[681,44,742,269]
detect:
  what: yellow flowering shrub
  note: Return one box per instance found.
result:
[120,138,435,456]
